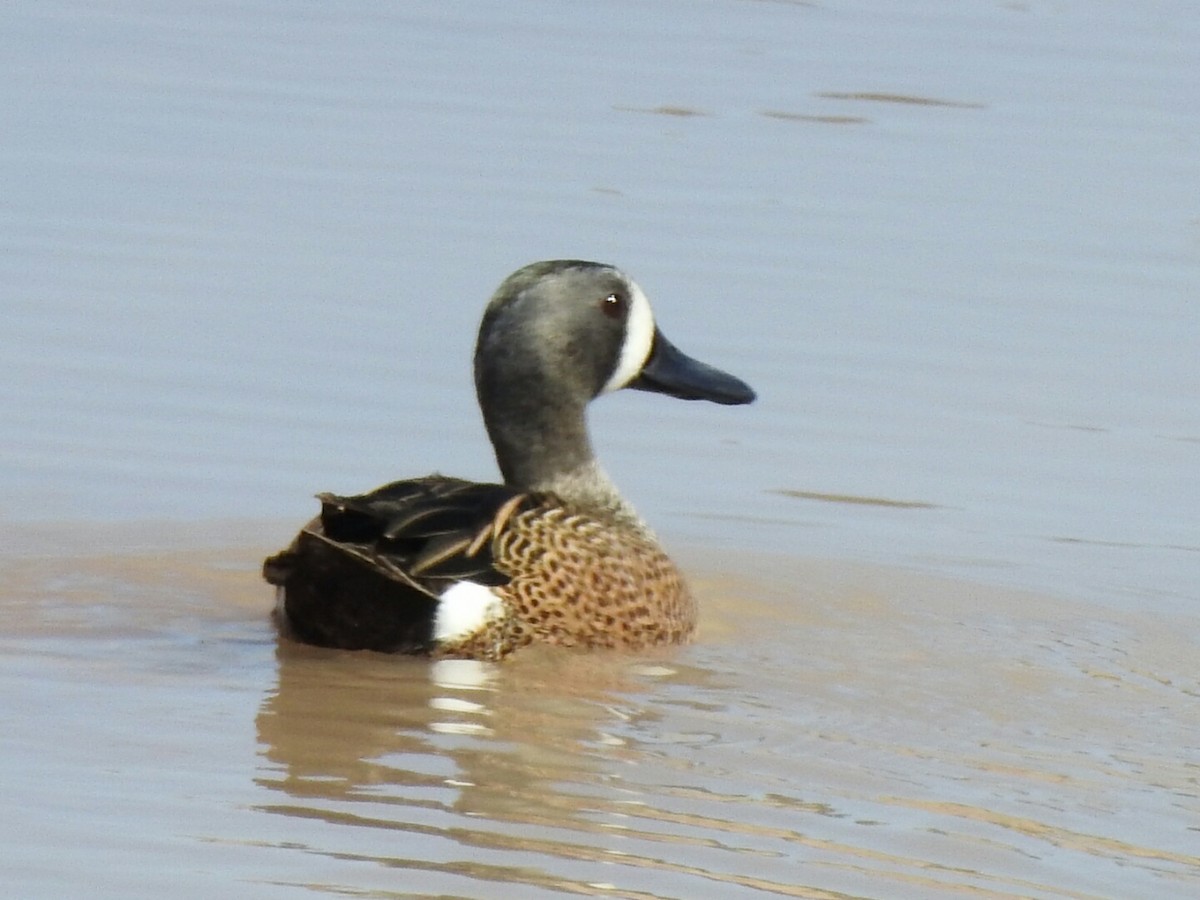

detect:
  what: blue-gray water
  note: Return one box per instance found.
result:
[2,2,1197,897]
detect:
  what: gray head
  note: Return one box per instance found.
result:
[474,260,755,504]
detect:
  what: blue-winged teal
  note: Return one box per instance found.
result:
[264,260,755,659]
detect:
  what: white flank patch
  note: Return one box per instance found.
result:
[601,279,656,393]
[434,580,505,642]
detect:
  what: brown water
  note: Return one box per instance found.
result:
[3,527,1197,898]
[3,1,1198,897]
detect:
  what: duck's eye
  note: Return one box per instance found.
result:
[600,293,625,320]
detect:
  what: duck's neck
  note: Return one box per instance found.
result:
[534,459,652,538]
[481,396,653,540]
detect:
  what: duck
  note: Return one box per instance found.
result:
[263,260,755,659]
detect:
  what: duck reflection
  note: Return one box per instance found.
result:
[254,636,685,828]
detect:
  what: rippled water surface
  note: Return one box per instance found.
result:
[3,1,1198,897]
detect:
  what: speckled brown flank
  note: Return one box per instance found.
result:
[434,503,694,660]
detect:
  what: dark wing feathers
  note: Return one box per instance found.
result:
[265,476,532,652]
[408,531,476,576]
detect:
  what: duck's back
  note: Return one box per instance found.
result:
[264,476,695,658]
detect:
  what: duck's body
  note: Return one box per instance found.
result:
[264,260,754,660]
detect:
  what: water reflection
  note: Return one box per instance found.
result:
[254,640,668,870]
[253,635,846,897]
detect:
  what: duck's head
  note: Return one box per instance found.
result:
[474,260,755,491]
[475,260,755,406]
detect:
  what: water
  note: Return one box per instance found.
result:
[2,1,1198,897]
